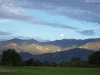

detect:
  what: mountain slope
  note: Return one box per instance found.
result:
[45,38,100,48]
[80,41,100,51]
[0,38,39,45]
[0,38,100,55]
[35,48,94,62]
[0,43,62,55]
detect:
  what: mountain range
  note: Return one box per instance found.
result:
[0,38,100,61]
[34,48,94,62]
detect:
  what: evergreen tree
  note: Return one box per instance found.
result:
[1,49,22,66]
[88,51,100,66]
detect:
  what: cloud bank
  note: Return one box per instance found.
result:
[0,0,100,30]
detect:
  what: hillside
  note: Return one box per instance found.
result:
[80,41,100,51]
[0,38,100,55]
[0,38,62,55]
[45,38,100,48]
[35,48,94,62]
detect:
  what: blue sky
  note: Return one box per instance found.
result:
[0,0,100,41]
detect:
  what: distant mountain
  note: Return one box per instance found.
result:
[0,38,62,55]
[0,38,100,55]
[19,52,34,60]
[35,48,94,63]
[0,43,62,55]
[0,38,39,45]
[80,41,100,51]
[0,38,100,63]
[45,38,100,48]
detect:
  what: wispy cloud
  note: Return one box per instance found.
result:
[77,30,95,36]
[16,0,100,24]
[30,20,78,30]
[0,31,12,36]
[0,0,100,30]
[0,0,78,30]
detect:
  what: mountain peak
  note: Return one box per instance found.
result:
[1,38,39,45]
[11,38,23,41]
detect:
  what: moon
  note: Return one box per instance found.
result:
[60,33,64,38]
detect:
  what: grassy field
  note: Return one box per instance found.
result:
[0,66,100,75]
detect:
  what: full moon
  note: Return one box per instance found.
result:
[60,33,64,38]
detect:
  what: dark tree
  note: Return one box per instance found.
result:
[25,58,42,66]
[25,58,35,66]
[34,60,42,66]
[1,49,22,66]
[49,62,57,66]
[88,51,100,66]
[71,57,82,63]
[0,55,2,65]
[59,60,67,67]
[42,61,50,66]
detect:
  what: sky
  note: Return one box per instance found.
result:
[0,0,100,41]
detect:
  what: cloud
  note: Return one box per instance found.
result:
[0,31,12,36]
[31,21,78,29]
[15,0,100,24]
[0,19,11,23]
[0,0,79,30]
[77,30,95,36]
[0,0,100,29]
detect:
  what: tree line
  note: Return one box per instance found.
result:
[0,49,100,68]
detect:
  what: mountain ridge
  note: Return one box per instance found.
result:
[34,48,95,62]
[0,38,100,55]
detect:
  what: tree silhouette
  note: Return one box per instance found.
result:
[88,51,100,66]
[1,49,22,66]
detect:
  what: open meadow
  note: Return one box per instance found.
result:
[0,66,100,75]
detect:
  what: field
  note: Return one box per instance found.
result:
[0,66,100,75]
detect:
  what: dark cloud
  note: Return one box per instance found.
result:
[0,31,11,36]
[77,30,95,36]
[20,0,100,24]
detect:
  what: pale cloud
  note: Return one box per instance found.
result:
[0,19,11,23]
[0,31,12,36]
